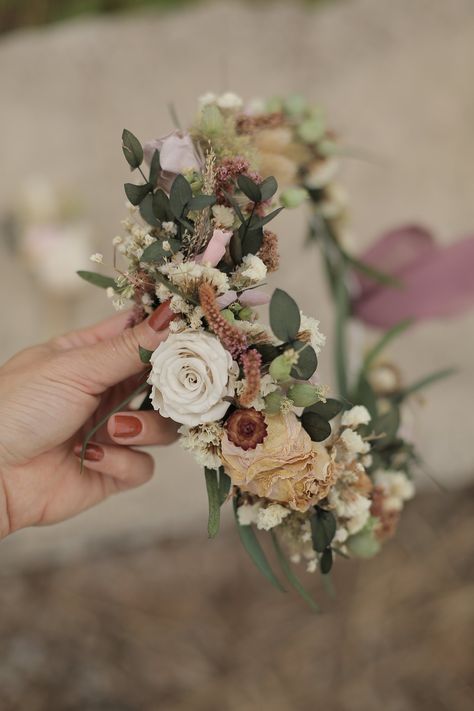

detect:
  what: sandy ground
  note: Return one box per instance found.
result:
[0,0,474,558]
[0,486,473,711]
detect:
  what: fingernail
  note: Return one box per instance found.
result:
[113,414,143,438]
[148,300,174,332]
[73,442,104,462]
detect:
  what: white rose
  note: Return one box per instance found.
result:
[148,331,237,426]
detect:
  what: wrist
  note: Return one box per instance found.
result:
[0,474,12,540]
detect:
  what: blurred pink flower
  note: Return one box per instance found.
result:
[196,229,232,267]
[144,131,201,192]
[239,289,271,307]
[352,224,474,328]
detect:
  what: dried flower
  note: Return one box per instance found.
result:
[239,349,262,407]
[222,412,336,511]
[199,282,247,358]
[225,408,268,451]
[257,230,280,272]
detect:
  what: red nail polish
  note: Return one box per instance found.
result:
[148,300,174,332]
[73,442,104,462]
[113,415,143,438]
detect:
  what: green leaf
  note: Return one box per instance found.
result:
[241,226,264,256]
[138,346,154,364]
[269,288,301,342]
[361,319,413,373]
[233,498,285,592]
[204,468,221,538]
[395,368,456,402]
[237,174,262,203]
[254,343,280,363]
[80,381,148,472]
[218,468,231,506]
[124,182,152,206]
[152,189,174,222]
[259,176,278,202]
[122,128,143,169]
[248,206,284,230]
[188,194,216,211]
[335,276,349,399]
[271,532,320,613]
[320,548,333,575]
[148,149,161,186]
[139,193,160,227]
[290,341,317,379]
[311,507,337,553]
[301,411,331,442]
[229,232,243,263]
[305,398,343,420]
[169,174,192,218]
[77,271,116,289]
[140,238,181,263]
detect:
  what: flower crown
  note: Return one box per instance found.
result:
[78,93,426,609]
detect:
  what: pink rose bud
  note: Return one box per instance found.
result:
[196,229,232,267]
[239,288,271,307]
[216,290,238,309]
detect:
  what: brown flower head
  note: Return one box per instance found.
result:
[258,230,280,273]
[225,408,268,451]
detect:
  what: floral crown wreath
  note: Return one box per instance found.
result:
[78,92,446,610]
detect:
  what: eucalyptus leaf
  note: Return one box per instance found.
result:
[152,189,174,222]
[269,288,301,342]
[290,341,317,379]
[241,226,264,256]
[372,406,400,447]
[259,176,278,202]
[254,343,280,363]
[271,532,320,613]
[320,548,333,575]
[124,182,152,206]
[122,128,143,169]
[148,149,161,186]
[204,468,221,538]
[237,174,262,202]
[77,271,116,289]
[248,206,284,230]
[301,411,331,442]
[169,174,192,218]
[305,398,343,420]
[140,238,181,263]
[229,232,243,263]
[139,193,160,227]
[188,194,217,211]
[311,507,337,553]
[233,498,285,592]
[218,468,231,506]
[138,346,154,364]
[353,374,378,420]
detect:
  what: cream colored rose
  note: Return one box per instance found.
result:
[221,412,335,511]
[148,331,236,427]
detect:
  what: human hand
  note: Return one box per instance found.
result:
[0,303,177,539]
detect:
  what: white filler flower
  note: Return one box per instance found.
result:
[148,331,237,426]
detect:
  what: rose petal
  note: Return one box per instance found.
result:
[239,288,271,307]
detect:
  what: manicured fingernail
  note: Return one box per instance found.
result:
[113,414,143,438]
[148,301,174,332]
[73,442,104,462]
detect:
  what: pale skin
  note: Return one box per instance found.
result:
[0,304,177,540]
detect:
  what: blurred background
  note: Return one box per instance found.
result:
[0,1,473,709]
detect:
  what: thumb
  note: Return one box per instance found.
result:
[66,301,174,394]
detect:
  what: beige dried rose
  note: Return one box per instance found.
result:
[221,412,335,512]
